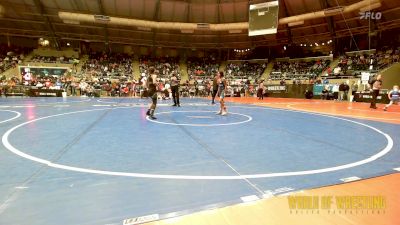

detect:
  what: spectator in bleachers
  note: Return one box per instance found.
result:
[139,56,180,84]
[271,59,330,81]
[82,52,133,79]
[187,57,219,83]
[226,62,265,80]
[0,45,30,74]
[334,47,399,77]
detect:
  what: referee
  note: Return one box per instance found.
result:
[171,73,180,107]
[369,74,382,109]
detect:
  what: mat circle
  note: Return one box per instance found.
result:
[1,106,394,180]
[146,110,253,126]
[0,110,21,124]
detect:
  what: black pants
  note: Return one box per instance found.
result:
[258,89,263,99]
[211,89,218,103]
[370,89,380,108]
[171,86,180,105]
[149,91,157,105]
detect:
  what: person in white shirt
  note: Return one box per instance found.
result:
[36,82,43,88]
[79,81,87,96]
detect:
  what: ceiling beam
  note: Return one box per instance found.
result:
[183,0,191,49]
[2,23,399,50]
[280,0,293,44]
[232,0,237,23]
[32,0,60,50]
[152,0,161,55]
[3,21,398,47]
[216,0,223,50]
[1,12,398,39]
[320,0,337,51]
[153,0,161,21]
[97,0,109,47]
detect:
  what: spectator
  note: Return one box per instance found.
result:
[343,82,350,101]
[257,81,264,100]
[321,87,329,100]
[339,82,345,101]
[351,81,358,102]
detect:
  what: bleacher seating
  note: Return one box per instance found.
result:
[333,48,400,77]
[81,52,133,79]
[0,45,30,74]
[187,57,219,82]
[2,45,398,98]
[139,56,180,76]
[270,59,330,80]
[139,56,180,84]
[226,61,266,80]
[30,55,77,64]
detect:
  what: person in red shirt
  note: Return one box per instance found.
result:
[158,82,164,91]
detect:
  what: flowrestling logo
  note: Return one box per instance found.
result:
[359,11,382,20]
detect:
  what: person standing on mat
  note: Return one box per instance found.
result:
[211,72,219,104]
[257,81,264,100]
[370,74,382,109]
[216,71,228,116]
[170,72,180,107]
[351,81,358,102]
[145,67,158,120]
[384,85,399,111]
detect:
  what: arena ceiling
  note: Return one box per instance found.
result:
[0,0,399,49]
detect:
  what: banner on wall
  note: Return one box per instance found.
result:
[265,85,286,93]
[313,84,336,95]
[20,66,68,79]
